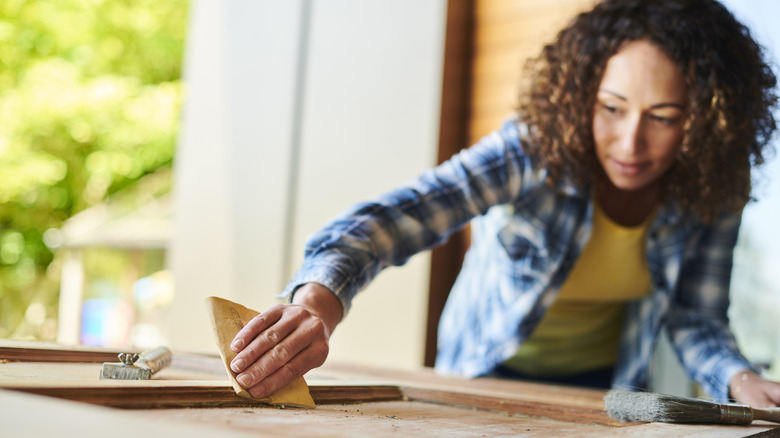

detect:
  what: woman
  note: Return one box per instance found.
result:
[227,0,780,407]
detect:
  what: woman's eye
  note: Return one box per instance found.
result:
[649,114,677,125]
[599,103,620,114]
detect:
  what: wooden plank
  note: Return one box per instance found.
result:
[134,399,629,438]
[428,0,474,369]
[133,399,780,438]
[0,362,611,424]
[3,384,403,409]
[1,389,260,438]
[1,348,777,436]
[315,363,780,436]
[0,340,230,376]
[0,360,403,409]
[4,388,777,438]
[402,386,614,426]
[317,362,607,410]
[0,341,123,363]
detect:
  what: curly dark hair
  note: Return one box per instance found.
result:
[517,0,778,221]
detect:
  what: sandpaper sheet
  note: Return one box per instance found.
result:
[204,296,315,408]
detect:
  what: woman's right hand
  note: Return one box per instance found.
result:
[227,283,343,398]
[730,370,780,408]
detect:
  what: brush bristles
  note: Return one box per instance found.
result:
[604,390,723,424]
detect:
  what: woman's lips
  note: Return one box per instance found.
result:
[610,158,649,176]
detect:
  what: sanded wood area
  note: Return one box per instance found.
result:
[134,400,615,438]
[1,390,259,438]
[131,401,780,438]
[3,388,778,438]
[0,357,612,423]
[7,383,404,409]
[1,342,778,437]
[403,386,606,426]
[318,361,607,412]
[0,361,403,408]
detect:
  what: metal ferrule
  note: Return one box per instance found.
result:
[719,404,753,425]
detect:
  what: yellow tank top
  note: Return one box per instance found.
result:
[502,201,654,376]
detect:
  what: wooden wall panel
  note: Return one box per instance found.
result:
[426,0,475,367]
[468,0,597,143]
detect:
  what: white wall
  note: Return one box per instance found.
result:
[167,0,447,370]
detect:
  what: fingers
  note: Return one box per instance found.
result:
[760,380,780,407]
[245,337,329,398]
[733,376,780,408]
[230,307,298,374]
[230,304,286,353]
[228,304,330,398]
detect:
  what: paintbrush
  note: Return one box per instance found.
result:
[604,390,780,425]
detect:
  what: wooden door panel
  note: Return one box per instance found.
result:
[2,341,777,436]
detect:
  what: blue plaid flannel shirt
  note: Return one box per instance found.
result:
[283,117,754,402]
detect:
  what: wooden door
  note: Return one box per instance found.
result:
[2,341,776,437]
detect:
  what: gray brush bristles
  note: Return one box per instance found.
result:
[604,390,753,425]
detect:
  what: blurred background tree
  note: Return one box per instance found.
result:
[0,0,188,340]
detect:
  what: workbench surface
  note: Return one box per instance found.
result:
[1,341,778,437]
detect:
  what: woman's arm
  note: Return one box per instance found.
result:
[226,118,538,398]
[666,210,778,404]
[281,119,534,315]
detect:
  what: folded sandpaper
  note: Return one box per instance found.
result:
[205,296,315,408]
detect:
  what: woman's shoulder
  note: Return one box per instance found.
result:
[476,116,592,198]
[469,116,540,167]
[653,199,744,235]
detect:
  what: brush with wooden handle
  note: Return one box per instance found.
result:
[604,390,780,425]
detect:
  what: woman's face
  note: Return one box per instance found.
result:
[592,39,687,193]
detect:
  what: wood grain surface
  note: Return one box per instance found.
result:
[1,341,778,437]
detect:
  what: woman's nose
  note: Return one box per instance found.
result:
[618,115,645,153]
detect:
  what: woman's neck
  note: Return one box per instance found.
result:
[595,179,660,227]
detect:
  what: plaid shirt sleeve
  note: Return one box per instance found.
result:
[281,119,533,314]
[666,210,755,401]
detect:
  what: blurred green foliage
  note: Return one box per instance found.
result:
[0,0,188,340]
